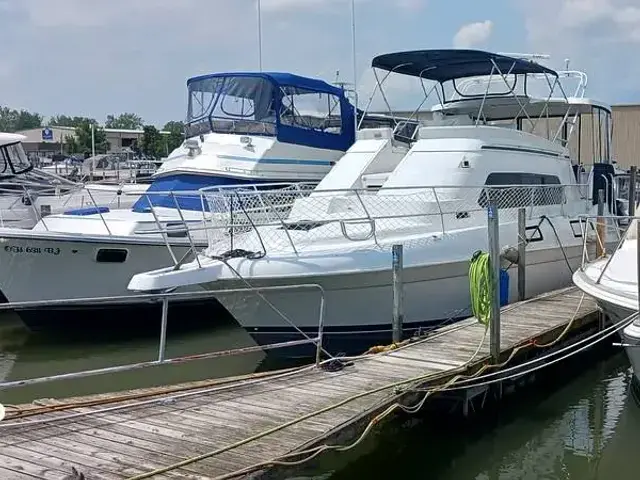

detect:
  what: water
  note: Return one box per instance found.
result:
[1,314,640,479]
[0,312,268,405]
[323,352,638,480]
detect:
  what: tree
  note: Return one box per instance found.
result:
[15,110,42,130]
[141,125,163,157]
[50,115,97,128]
[162,120,185,153]
[105,113,144,130]
[74,121,109,156]
[0,106,42,132]
[64,135,79,155]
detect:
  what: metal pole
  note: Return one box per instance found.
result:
[257,0,263,71]
[636,201,640,315]
[350,0,358,136]
[596,188,605,257]
[392,244,404,344]
[91,123,96,157]
[315,296,326,367]
[90,123,96,183]
[488,200,501,362]
[629,166,637,217]
[517,207,526,301]
[158,298,169,361]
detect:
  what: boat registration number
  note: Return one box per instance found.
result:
[4,245,61,255]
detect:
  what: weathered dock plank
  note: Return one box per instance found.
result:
[0,286,600,480]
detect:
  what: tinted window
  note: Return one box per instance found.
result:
[484,172,561,186]
[479,172,564,208]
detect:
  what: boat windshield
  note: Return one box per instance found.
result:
[186,75,278,138]
[0,142,32,177]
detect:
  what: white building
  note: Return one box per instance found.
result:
[15,126,170,157]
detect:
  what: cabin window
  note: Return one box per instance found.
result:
[279,87,342,134]
[95,248,128,263]
[186,76,277,138]
[0,142,32,176]
[478,172,564,208]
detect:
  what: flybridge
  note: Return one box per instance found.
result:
[360,49,611,162]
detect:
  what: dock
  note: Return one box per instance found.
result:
[0,286,602,480]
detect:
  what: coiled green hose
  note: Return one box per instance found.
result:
[469,250,494,326]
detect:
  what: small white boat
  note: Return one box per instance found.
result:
[0,133,149,228]
[128,49,623,357]
[0,71,361,328]
[573,222,640,386]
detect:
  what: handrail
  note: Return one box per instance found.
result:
[119,183,591,260]
[0,283,326,390]
[171,192,202,268]
[577,214,640,282]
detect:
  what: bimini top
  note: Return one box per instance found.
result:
[185,70,356,153]
[186,71,346,98]
[371,49,559,83]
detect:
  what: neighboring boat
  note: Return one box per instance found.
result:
[0,71,361,328]
[0,133,149,228]
[128,49,622,357]
[572,222,640,386]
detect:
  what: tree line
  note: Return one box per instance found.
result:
[0,107,185,158]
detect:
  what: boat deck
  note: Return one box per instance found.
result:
[0,286,600,480]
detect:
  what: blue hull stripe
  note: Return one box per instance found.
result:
[217,154,334,166]
[131,173,299,212]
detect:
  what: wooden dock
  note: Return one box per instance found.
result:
[0,286,600,480]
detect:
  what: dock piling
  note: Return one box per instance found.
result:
[392,244,404,344]
[517,207,526,301]
[629,166,636,217]
[596,188,605,257]
[488,200,501,362]
[158,297,169,362]
[631,166,640,313]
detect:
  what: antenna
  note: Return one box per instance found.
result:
[498,52,551,62]
[257,0,263,71]
[564,58,570,70]
[350,0,358,131]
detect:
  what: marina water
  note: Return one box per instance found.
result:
[1,312,639,479]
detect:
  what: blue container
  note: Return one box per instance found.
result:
[499,269,509,306]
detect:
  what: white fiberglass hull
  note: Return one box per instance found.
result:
[132,217,612,356]
[586,298,640,386]
[573,249,640,387]
[0,229,216,328]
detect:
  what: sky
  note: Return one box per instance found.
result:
[0,0,639,126]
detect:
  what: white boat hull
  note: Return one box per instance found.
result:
[590,299,640,386]
[0,230,223,329]
[191,240,596,356]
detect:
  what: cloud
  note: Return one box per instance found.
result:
[453,20,494,48]
[518,0,640,101]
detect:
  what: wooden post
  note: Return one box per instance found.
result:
[517,207,526,301]
[629,166,637,217]
[596,188,605,258]
[392,244,404,343]
[488,200,501,362]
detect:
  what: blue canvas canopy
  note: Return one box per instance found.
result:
[187,72,347,98]
[371,49,558,83]
[186,71,355,152]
